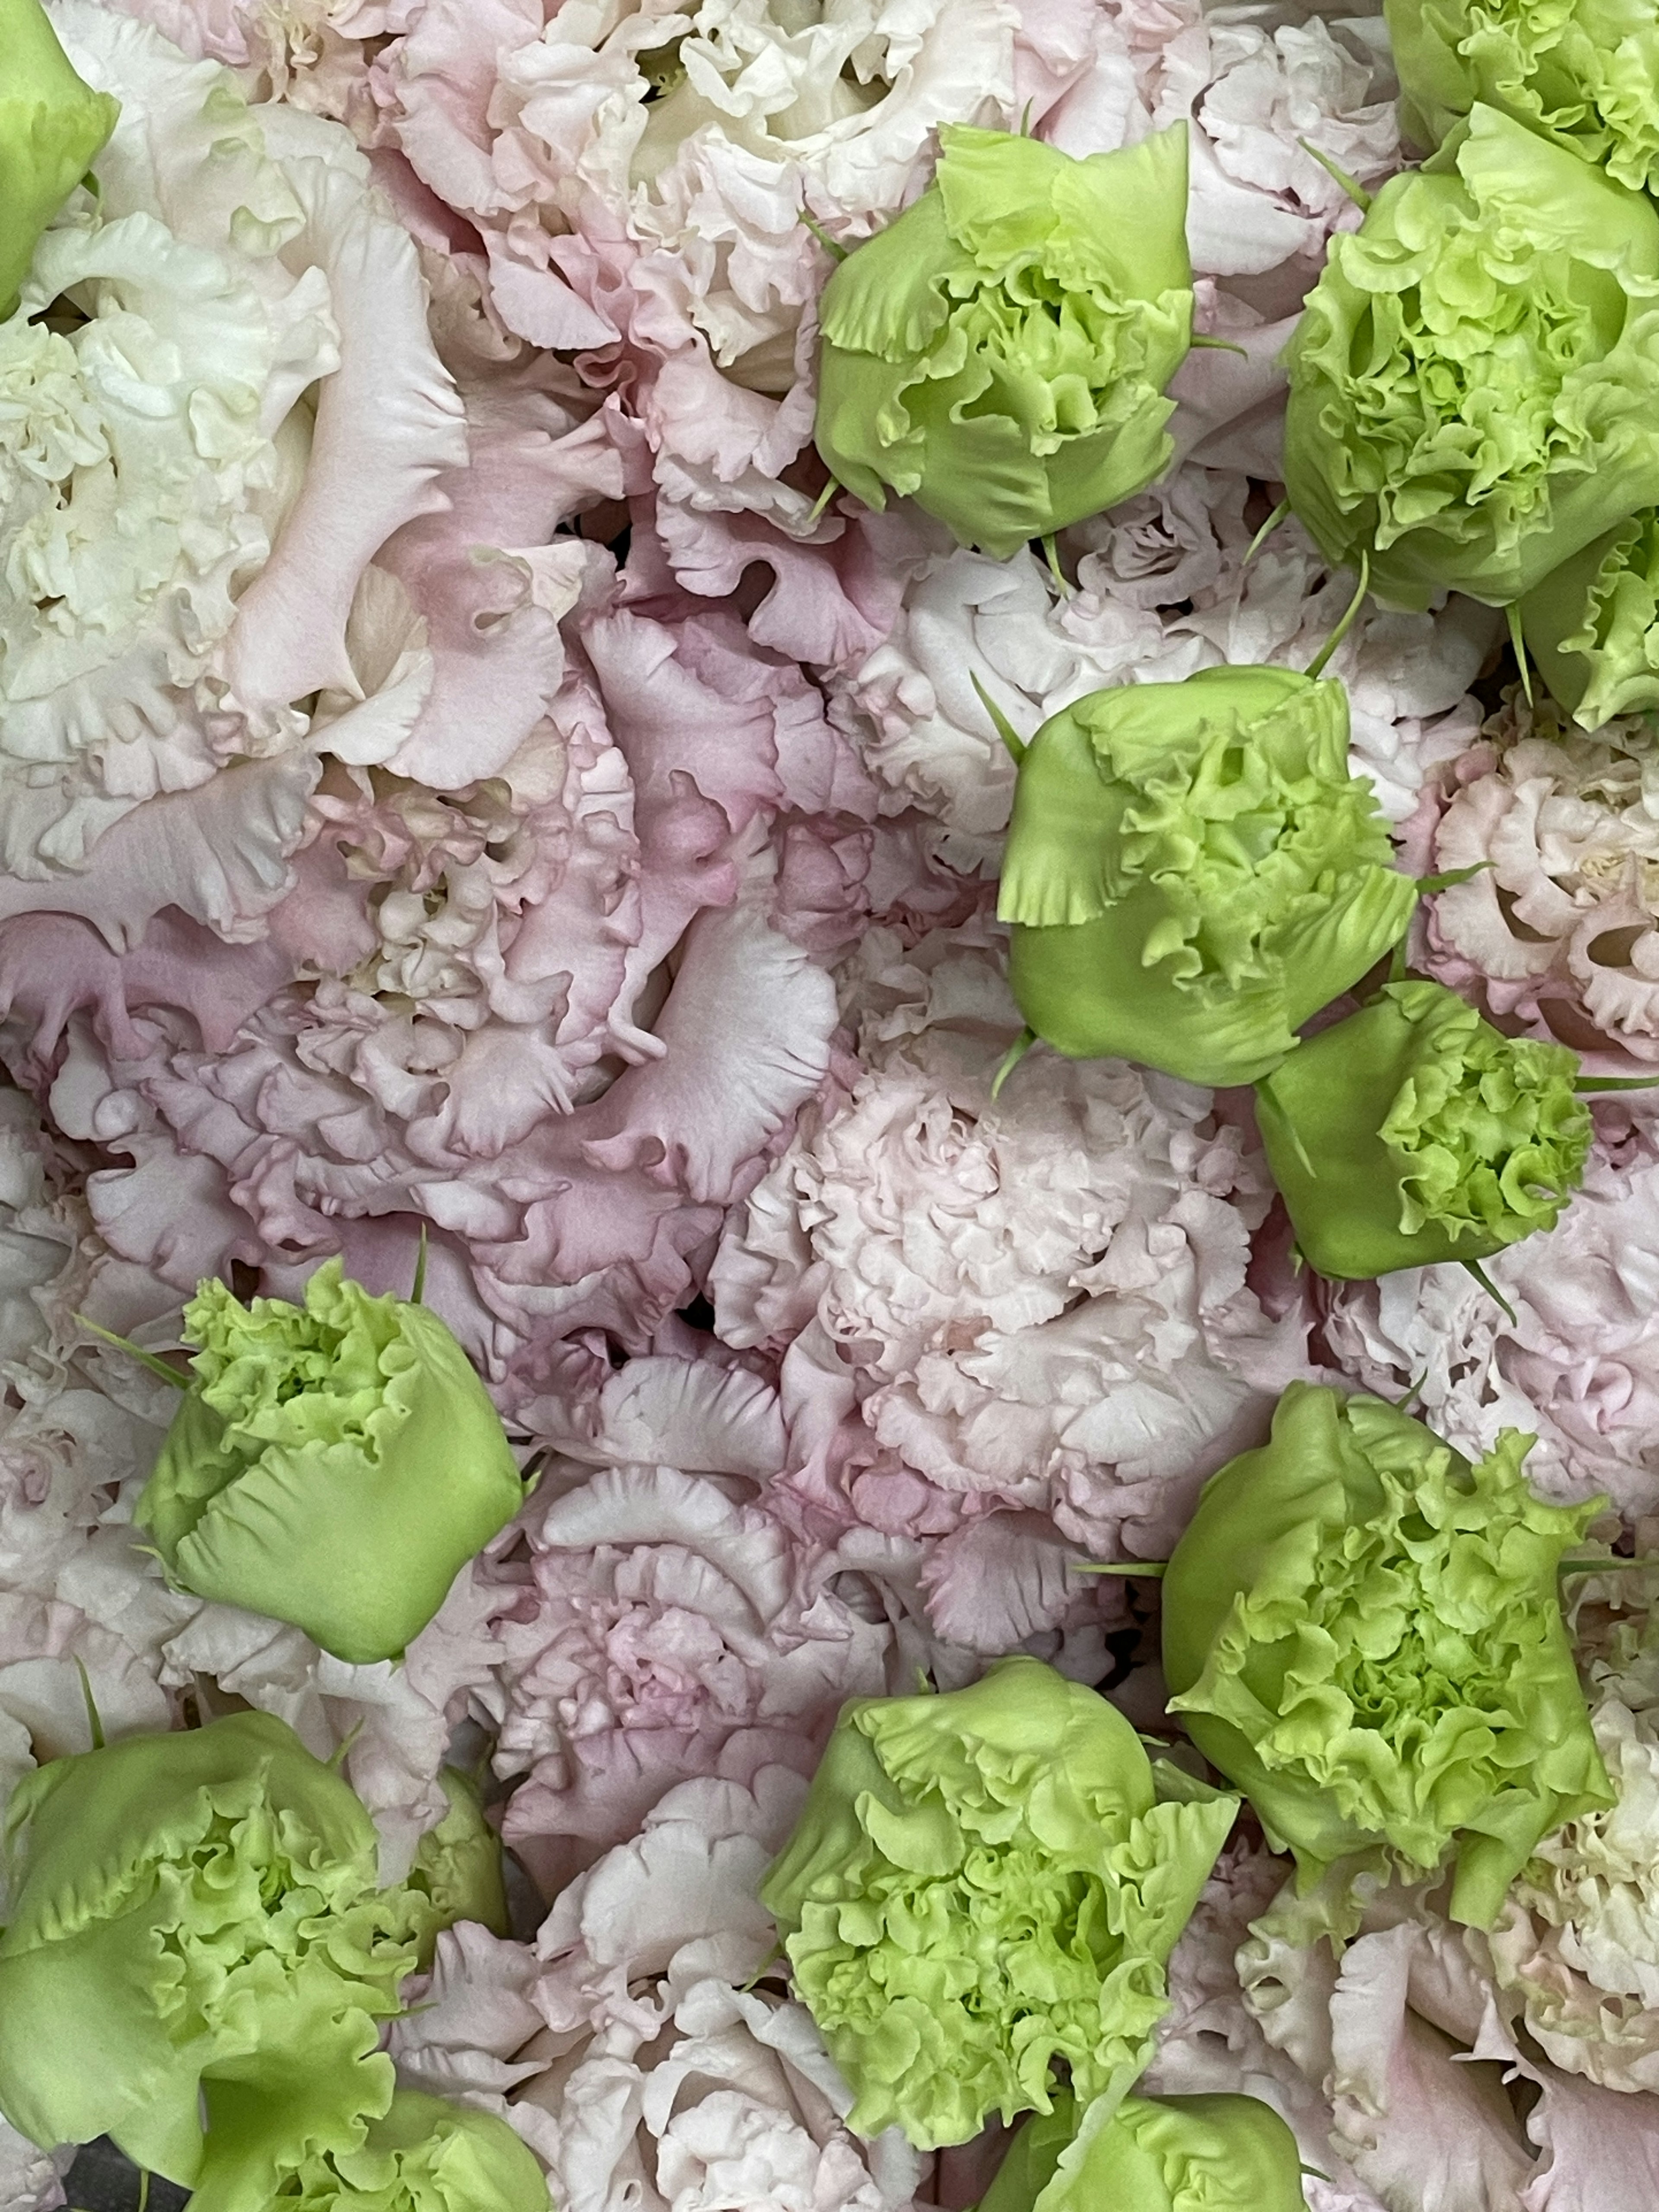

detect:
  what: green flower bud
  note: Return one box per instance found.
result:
[980,2088,1307,2212]
[1519,509,1659,728]
[1285,104,1659,611]
[1163,1383,1611,1928]
[0,0,119,320]
[0,1712,448,2194]
[135,1260,526,1664]
[815,122,1193,560]
[404,1769,509,1966]
[1386,0,1659,194]
[759,1656,1237,2150]
[998,665,1416,1086]
[1254,978,1592,1278]
[192,2090,548,2212]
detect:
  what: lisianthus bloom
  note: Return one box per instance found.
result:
[1284,104,1659,611]
[759,1656,1238,2149]
[1519,509,1659,728]
[194,2089,548,2212]
[979,2088,1306,2212]
[816,123,1194,560]
[0,1712,453,2195]
[1386,0,1659,192]
[1163,1382,1610,1927]
[1254,978,1592,1278]
[135,1260,525,1665]
[998,666,1416,1087]
[0,0,118,317]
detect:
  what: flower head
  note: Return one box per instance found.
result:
[198,2088,549,2212]
[0,1711,450,2192]
[135,1259,525,1665]
[759,1656,1238,2149]
[1387,0,1659,193]
[1519,508,1659,728]
[1284,103,1659,610]
[0,0,118,318]
[998,666,1416,1086]
[1163,1382,1610,1926]
[816,123,1194,559]
[979,2088,1307,2212]
[1255,978,1592,1278]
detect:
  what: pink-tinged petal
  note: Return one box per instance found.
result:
[223,114,467,713]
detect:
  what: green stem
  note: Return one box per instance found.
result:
[410,1221,429,1305]
[73,1312,190,1389]
[1245,496,1291,566]
[798,209,848,262]
[1298,137,1371,211]
[1075,1560,1169,1577]
[1462,1256,1518,1325]
[1190,333,1249,358]
[1506,602,1535,708]
[1305,545,1370,680]
[971,671,1029,766]
[74,1655,105,1751]
[990,1025,1038,1099]
[806,473,842,526]
[1040,532,1071,596]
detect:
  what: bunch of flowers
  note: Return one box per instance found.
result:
[11,0,1659,2206]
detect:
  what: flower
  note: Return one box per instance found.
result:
[485,1457,922,1880]
[1518,509,1659,729]
[1255,978,1593,1278]
[0,1710,447,2192]
[979,2089,1306,2212]
[1163,1381,1610,1926]
[198,2089,550,2212]
[0,0,118,318]
[712,920,1312,1564]
[1284,103,1659,610]
[1487,1557,1659,2091]
[394,1768,923,2212]
[815,123,1193,559]
[0,3,467,929]
[760,1656,1239,2148]
[1415,725,1659,1067]
[1387,0,1659,192]
[134,1259,525,1665]
[998,665,1415,1086]
[1317,1117,1659,1519]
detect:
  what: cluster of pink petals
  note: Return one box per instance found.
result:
[17,0,1659,2207]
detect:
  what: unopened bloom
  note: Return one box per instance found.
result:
[1254,978,1592,1278]
[0,0,118,318]
[1162,1382,1610,1927]
[999,666,1415,1086]
[816,124,1194,559]
[760,1656,1237,2149]
[1284,104,1659,610]
[135,1260,525,1664]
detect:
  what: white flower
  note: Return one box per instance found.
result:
[0,3,463,931]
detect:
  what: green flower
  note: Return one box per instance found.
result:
[135,1260,526,1664]
[0,0,119,321]
[404,1769,509,1966]
[192,2090,549,2212]
[1254,978,1592,1278]
[1386,0,1659,193]
[1284,104,1659,611]
[1519,508,1659,728]
[758,1656,1237,2150]
[815,123,1193,559]
[0,1712,451,2196]
[998,666,1416,1086]
[1162,1382,1611,1928]
[980,2088,1306,2212]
